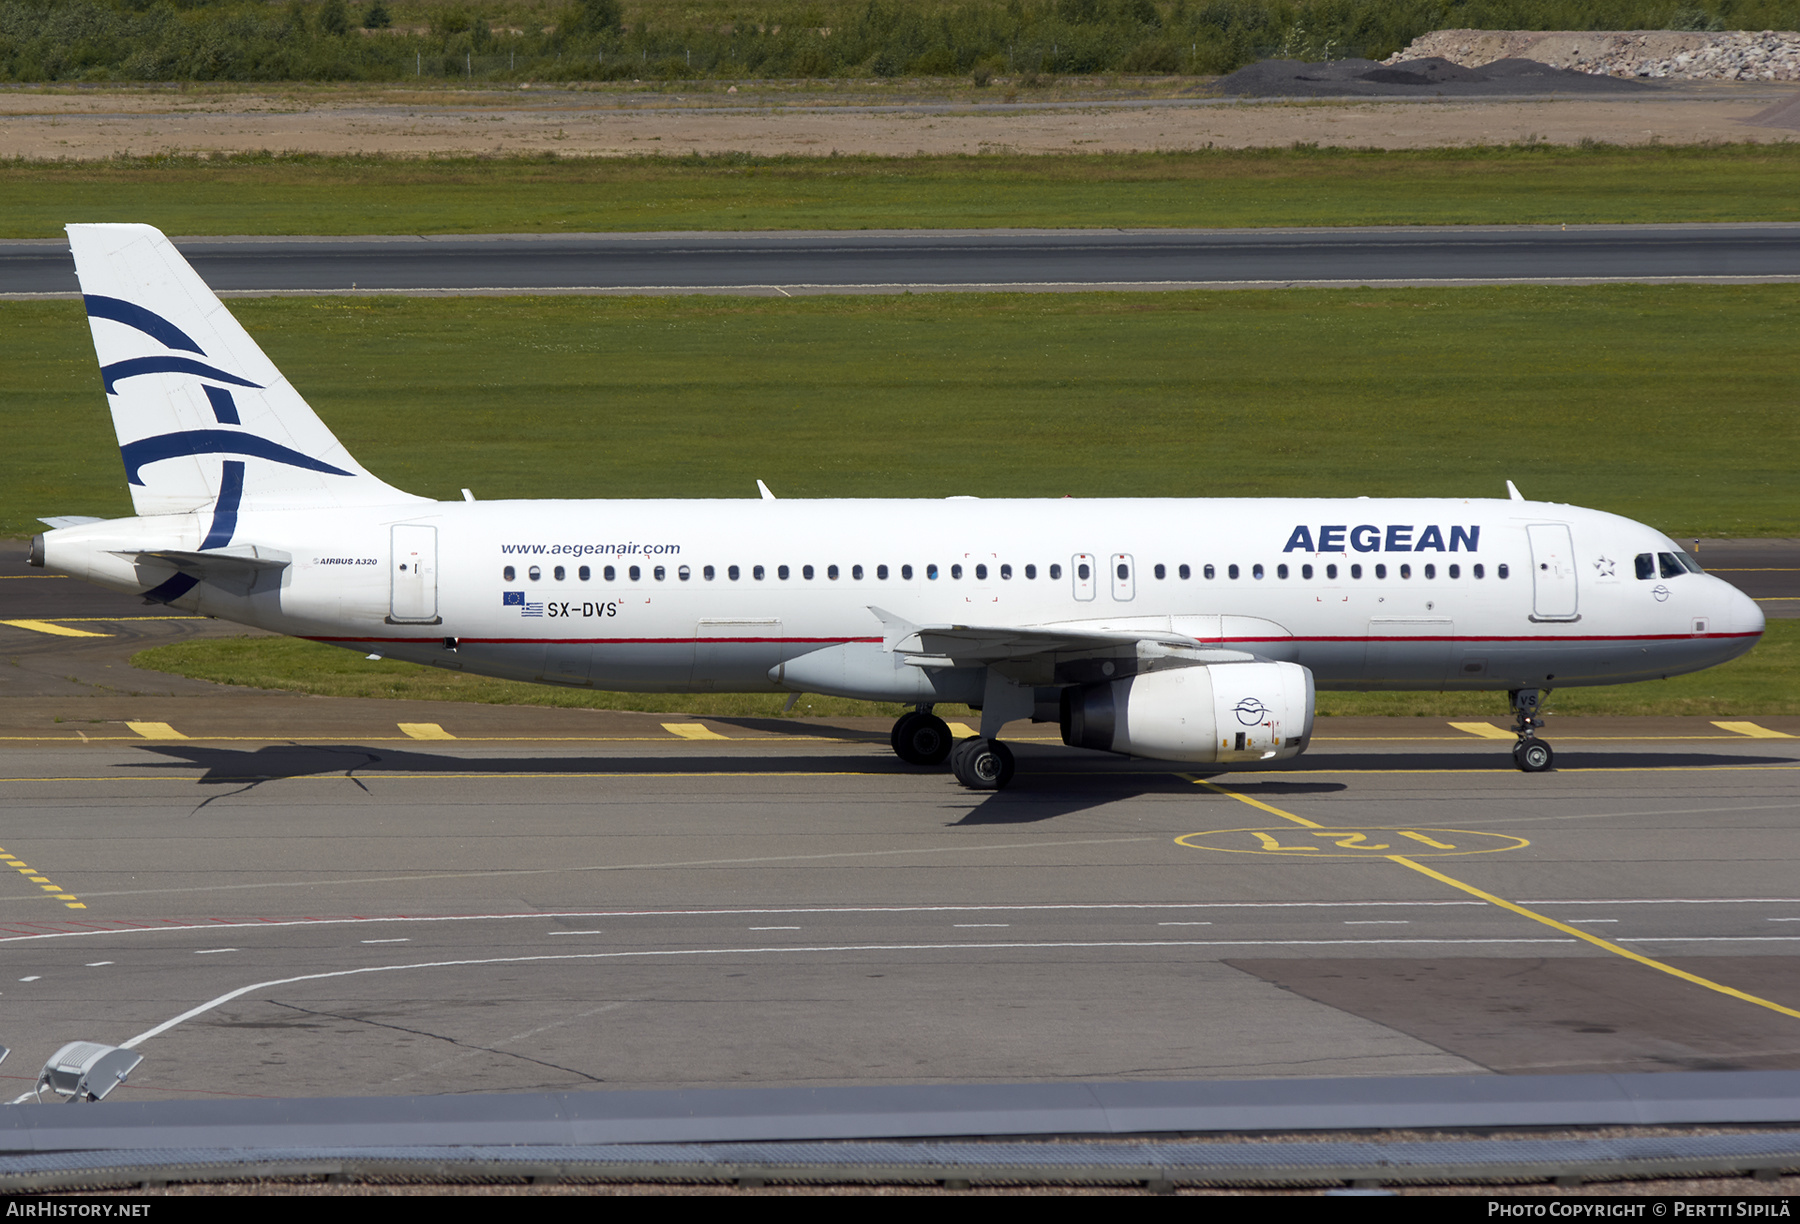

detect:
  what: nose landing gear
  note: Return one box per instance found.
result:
[1509,689,1554,773]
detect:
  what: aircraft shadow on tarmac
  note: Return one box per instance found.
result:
[119,741,1778,788]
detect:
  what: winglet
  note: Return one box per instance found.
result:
[1506,480,1524,502]
[867,606,920,653]
[756,479,776,501]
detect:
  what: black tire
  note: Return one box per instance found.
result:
[1515,740,1554,773]
[894,712,953,766]
[951,737,1014,790]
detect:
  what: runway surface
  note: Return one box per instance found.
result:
[0,549,1798,1104]
[7,224,1800,298]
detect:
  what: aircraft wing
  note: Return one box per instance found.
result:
[867,606,1272,680]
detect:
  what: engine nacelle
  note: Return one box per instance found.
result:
[1060,661,1315,764]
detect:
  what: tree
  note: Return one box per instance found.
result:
[319,0,350,36]
[364,2,392,30]
[579,0,623,35]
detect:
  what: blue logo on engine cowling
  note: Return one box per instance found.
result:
[1233,697,1270,725]
[1282,525,1480,554]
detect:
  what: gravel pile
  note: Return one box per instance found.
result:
[1213,55,1656,97]
[1386,29,1800,81]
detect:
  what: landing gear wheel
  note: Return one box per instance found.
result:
[950,737,1015,790]
[1513,739,1554,773]
[891,711,953,766]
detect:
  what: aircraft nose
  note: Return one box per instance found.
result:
[1720,577,1765,639]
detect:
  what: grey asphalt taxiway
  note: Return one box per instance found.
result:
[7,224,1800,298]
[0,551,1797,1105]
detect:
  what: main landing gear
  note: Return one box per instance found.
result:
[1509,688,1554,773]
[889,706,1015,790]
[891,707,953,767]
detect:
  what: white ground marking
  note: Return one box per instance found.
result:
[120,938,1580,1050]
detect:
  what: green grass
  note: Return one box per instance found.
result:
[131,620,1800,718]
[7,145,1800,238]
[9,286,1797,540]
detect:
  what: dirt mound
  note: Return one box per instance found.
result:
[1213,55,1659,98]
[1388,29,1800,81]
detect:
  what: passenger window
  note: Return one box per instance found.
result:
[1204,564,1215,579]
[654,565,666,581]
[678,565,691,581]
[604,565,616,582]
[1116,562,1129,580]
[778,565,790,580]
[903,564,914,579]
[1049,564,1061,580]
[1077,563,1090,580]
[553,565,565,581]
[1497,564,1509,579]
[927,564,939,580]
[1301,564,1313,579]
[951,564,963,579]
[852,565,863,580]
[1635,553,1655,580]
[503,566,515,582]
[1153,563,1165,580]
[827,564,839,580]
[1473,564,1484,579]
[1178,564,1190,579]
[1277,564,1288,579]
[703,565,714,581]
[803,564,814,580]
[877,564,888,579]
[729,565,740,581]
[1351,564,1362,579]
[628,566,639,582]
[1326,564,1337,579]
[1228,564,1239,579]
[1375,564,1387,579]
[1000,564,1012,579]
[1659,553,1685,579]
[1025,564,1037,579]
[1399,564,1410,579]
[975,564,987,580]
[1423,563,1434,579]
[1447,564,1458,579]
[1253,564,1264,579]
[529,566,542,581]
[579,566,591,581]
[753,565,765,580]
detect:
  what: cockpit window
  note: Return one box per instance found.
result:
[1677,551,1705,574]
[1658,552,1686,579]
[1635,553,1655,580]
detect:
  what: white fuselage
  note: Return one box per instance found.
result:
[43,495,1765,703]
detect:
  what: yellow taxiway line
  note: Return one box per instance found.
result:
[1187,777,1800,1023]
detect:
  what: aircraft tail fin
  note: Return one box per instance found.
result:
[66,224,424,517]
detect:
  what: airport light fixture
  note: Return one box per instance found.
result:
[35,1041,143,1102]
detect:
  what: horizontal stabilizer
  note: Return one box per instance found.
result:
[38,516,105,529]
[125,545,291,598]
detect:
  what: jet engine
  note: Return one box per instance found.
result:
[1060,661,1315,765]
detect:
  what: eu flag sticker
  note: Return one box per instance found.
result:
[503,591,525,607]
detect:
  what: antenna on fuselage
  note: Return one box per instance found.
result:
[1506,480,1525,502]
[756,480,777,501]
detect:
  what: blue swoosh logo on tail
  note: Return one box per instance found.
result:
[120,430,352,486]
[83,295,205,355]
[102,356,262,395]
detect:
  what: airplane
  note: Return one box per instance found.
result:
[29,224,1766,790]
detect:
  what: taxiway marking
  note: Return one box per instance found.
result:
[1448,721,1515,740]
[397,723,456,740]
[661,722,730,740]
[0,619,110,638]
[125,721,186,740]
[1190,778,1800,1024]
[1713,721,1796,739]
